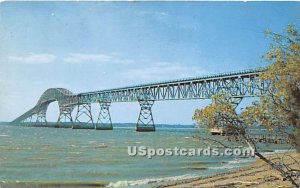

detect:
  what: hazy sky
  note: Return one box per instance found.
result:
[0,2,299,124]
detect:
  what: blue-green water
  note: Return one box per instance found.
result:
[0,124,287,187]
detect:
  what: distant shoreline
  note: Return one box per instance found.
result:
[1,122,196,127]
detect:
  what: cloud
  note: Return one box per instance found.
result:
[64,53,113,63]
[64,53,134,65]
[8,53,56,64]
[121,62,208,82]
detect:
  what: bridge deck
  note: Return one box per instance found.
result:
[11,67,268,130]
[77,67,267,103]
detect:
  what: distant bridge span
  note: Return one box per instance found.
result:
[11,68,268,131]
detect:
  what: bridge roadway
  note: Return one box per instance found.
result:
[10,68,267,131]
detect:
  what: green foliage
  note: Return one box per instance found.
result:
[193,95,238,129]
[193,24,300,152]
[258,24,300,151]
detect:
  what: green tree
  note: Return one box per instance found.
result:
[193,24,300,186]
[258,24,300,152]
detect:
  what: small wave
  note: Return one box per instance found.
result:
[209,158,254,170]
[0,134,9,137]
[107,181,130,187]
[209,165,238,170]
[273,149,293,154]
[227,158,253,164]
[106,174,199,187]
[68,152,82,154]
[260,149,294,157]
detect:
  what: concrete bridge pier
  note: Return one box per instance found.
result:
[72,103,94,129]
[136,100,155,132]
[95,101,113,130]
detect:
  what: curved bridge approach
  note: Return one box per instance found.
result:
[11,68,268,131]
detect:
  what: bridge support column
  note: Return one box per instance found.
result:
[21,115,33,126]
[73,103,94,129]
[35,112,47,126]
[31,104,48,127]
[57,105,73,128]
[96,101,113,130]
[136,100,155,132]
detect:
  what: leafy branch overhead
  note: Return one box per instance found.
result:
[193,24,300,186]
[194,24,300,150]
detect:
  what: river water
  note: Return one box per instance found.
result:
[0,124,288,187]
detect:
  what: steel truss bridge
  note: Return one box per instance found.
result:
[11,68,268,131]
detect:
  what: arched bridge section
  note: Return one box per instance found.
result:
[11,88,76,126]
[11,68,268,131]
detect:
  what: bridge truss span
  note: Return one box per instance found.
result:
[79,68,267,103]
[11,68,268,131]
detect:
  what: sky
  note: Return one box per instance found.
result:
[0,2,299,124]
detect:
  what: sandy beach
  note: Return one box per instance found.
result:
[154,152,300,188]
